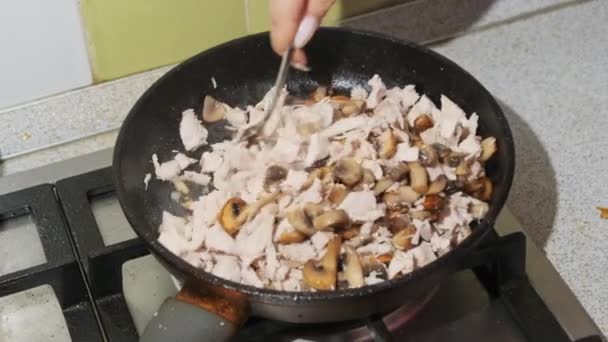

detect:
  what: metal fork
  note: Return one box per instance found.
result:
[240,47,294,141]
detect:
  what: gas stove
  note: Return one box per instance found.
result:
[0,149,604,341]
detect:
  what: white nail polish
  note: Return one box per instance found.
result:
[293,16,319,48]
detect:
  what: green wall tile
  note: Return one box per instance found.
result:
[81,0,247,82]
[246,0,407,33]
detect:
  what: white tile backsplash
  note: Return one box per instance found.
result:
[0,0,92,109]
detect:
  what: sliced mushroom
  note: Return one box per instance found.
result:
[343,246,364,288]
[470,201,489,219]
[373,178,395,196]
[302,237,342,290]
[427,175,448,195]
[392,225,417,250]
[386,162,409,181]
[386,210,412,234]
[355,169,376,191]
[414,114,434,133]
[466,177,493,201]
[383,186,420,209]
[409,210,433,221]
[432,143,452,161]
[422,194,446,211]
[286,206,316,237]
[360,256,388,279]
[341,100,365,116]
[218,198,247,236]
[235,192,280,224]
[480,137,497,161]
[277,230,308,244]
[265,165,287,188]
[304,166,335,189]
[418,144,439,167]
[313,209,350,231]
[455,160,470,176]
[327,184,348,205]
[341,226,360,240]
[335,158,363,186]
[444,180,464,196]
[311,86,328,102]
[376,253,393,264]
[446,152,465,168]
[375,130,397,159]
[408,162,429,194]
[202,95,227,122]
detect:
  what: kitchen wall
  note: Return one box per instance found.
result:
[0,0,408,110]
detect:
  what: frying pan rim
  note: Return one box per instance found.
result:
[113,27,515,303]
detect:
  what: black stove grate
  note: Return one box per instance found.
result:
[0,168,603,342]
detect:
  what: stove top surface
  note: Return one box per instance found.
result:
[0,149,604,341]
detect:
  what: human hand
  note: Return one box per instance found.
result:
[270,0,335,69]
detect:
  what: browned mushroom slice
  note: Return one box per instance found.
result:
[386,210,411,234]
[235,192,280,224]
[408,162,429,194]
[446,152,465,168]
[327,184,348,205]
[313,209,350,231]
[418,144,439,167]
[422,194,446,211]
[413,114,434,133]
[341,225,360,240]
[360,255,388,279]
[286,204,323,237]
[392,225,417,250]
[311,86,328,102]
[432,143,452,161]
[465,177,493,201]
[218,198,247,236]
[480,137,497,161]
[373,177,395,196]
[409,210,433,221]
[264,165,287,188]
[386,162,409,181]
[376,253,393,264]
[455,160,471,176]
[202,95,227,122]
[427,175,448,195]
[303,237,342,290]
[343,246,364,288]
[341,100,365,116]
[335,158,363,187]
[354,169,376,191]
[303,166,335,189]
[383,186,420,211]
[375,130,397,159]
[277,230,308,244]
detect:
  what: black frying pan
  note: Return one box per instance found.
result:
[113,28,514,341]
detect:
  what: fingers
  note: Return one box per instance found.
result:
[293,0,335,49]
[270,0,307,55]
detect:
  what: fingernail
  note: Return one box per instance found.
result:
[293,16,319,48]
[291,62,311,72]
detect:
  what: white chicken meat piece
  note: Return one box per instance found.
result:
[430,232,451,256]
[388,250,414,279]
[152,153,196,181]
[180,109,208,151]
[212,255,241,282]
[362,159,383,180]
[350,86,368,101]
[304,133,330,167]
[241,264,264,287]
[200,151,224,173]
[292,178,323,205]
[271,137,301,164]
[366,74,387,109]
[235,209,275,258]
[310,231,334,253]
[413,219,433,241]
[393,143,419,162]
[406,95,438,127]
[281,170,309,193]
[192,190,228,227]
[278,241,317,263]
[180,171,211,186]
[458,134,482,159]
[293,101,334,133]
[463,113,479,136]
[205,224,236,254]
[374,99,403,128]
[425,165,444,182]
[339,190,386,222]
[225,107,248,128]
[322,116,369,138]
[411,242,437,267]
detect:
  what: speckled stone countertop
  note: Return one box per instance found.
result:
[0,0,606,335]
